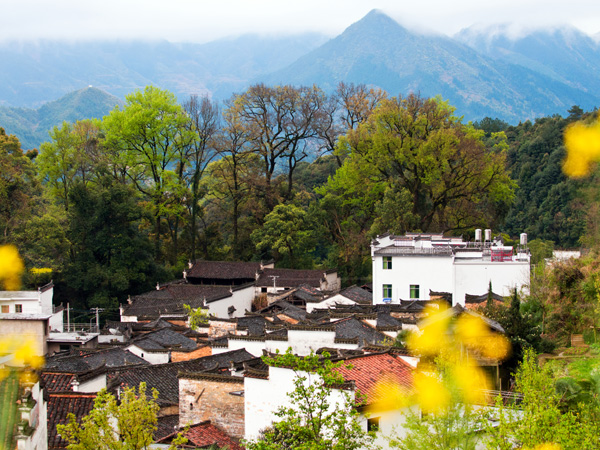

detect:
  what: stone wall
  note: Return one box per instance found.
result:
[179,373,244,438]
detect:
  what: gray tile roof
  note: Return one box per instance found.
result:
[122,281,232,319]
[332,317,388,345]
[109,349,255,406]
[256,268,326,288]
[130,328,198,351]
[338,285,372,304]
[45,347,149,372]
[186,260,262,280]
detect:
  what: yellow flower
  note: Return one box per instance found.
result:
[563,115,600,178]
[524,443,562,450]
[479,334,511,360]
[0,245,24,290]
[413,371,450,413]
[407,302,452,356]
[367,375,410,413]
[452,363,491,404]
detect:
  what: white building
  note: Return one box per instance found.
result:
[0,282,63,332]
[371,231,530,306]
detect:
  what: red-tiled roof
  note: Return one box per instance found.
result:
[159,421,243,450]
[47,392,96,449]
[336,353,413,405]
[41,372,75,393]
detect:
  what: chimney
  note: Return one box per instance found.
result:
[71,377,80,392]
[188,260,193,269]
[156,282,160,290]
[229,361,236,376]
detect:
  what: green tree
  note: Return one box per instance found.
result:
[251,203,317,268]
[0,127,39,242]
[487,349,600,450]
[328,94,515,234]
[102,86,194,261]
[36,119,102,212]
[181,94,220,261]
[183,304,210,329]
[63,177,162,310]
[57,383,187,450]
[244,351,377,450]
[228,84,327,212]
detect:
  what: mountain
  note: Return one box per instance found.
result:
[260,10,600,122]
[0,34,329,109]
[0,87,122,150]
[455,24,600,96]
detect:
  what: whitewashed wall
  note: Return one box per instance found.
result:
[125,344,169,364]
[453,260,530,305]
[373,255,454,304]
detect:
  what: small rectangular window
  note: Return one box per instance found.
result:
[15,304,22,313]
[367,417,380,431]
[382,256,392,270]
[410,285,420,299]
[383,284,392,299]
[1,305,8,313]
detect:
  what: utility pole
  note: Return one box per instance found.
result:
[90,307,104,333]
[66,302,71,332]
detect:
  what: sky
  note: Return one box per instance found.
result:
[1,0,600,43]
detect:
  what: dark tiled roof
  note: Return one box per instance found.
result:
[110,349,254,406]
[122,283,233,319]
[257,300,307,322]
[337,285,373,304]
[48,393,96,449]
[465,292,506,304]
[187,260,262,280]
[336,353,413,405]
[45,348,149,372]
[236,316,268,336]
[256,268,326,288]
[332,317,388,345]
[155,414,180,441]
[131,328,198,352]
[41,372,74,393]
[376,312,403,328]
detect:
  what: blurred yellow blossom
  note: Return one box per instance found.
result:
[368,374,411,412]
[0,245,24,290]
[524,444,562,450]
[407,302,451,356]
[413,371,450,413]
[563,113,600,178]
[368,304,511,416]
[452,363,491,404]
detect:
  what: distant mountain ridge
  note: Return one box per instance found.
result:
[0,87,122,149]
[1,9,600,147]
[261,10,600,122]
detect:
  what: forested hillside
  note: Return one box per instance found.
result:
[0,83,594,323]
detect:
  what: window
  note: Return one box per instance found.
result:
[1,305,8,313]
[367,417,380,431]
[383,256,392,270]
[410,284,420,299]
[383,284,392,299]
[15,304,22,313]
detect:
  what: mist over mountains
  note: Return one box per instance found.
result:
[1,9,600,149]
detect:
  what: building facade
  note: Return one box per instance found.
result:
[371,232,530,306]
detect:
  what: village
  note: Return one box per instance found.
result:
[0,230,535,450]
